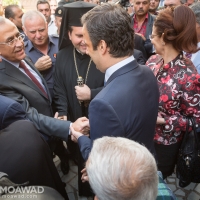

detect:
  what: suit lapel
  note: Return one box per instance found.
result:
[4,59,49,100]
[106,60,139,86]
[24,57,51,101]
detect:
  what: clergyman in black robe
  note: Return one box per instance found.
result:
[53,1,104,197]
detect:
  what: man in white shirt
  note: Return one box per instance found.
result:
[70,3,159,161]
[37,0,57,35]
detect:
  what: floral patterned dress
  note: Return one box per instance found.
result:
[146,53,200,145]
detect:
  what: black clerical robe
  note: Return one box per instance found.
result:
[54,44,104,121]
[53,44,104,196]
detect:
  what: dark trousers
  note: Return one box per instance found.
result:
[154,142,181,179]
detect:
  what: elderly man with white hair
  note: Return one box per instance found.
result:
[81,136,177,200]
[85,137,158,200]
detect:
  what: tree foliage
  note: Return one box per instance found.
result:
[2,0,20,6]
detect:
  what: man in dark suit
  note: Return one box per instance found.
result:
[0,17,89,173]
[0,94,27,130]
[70,3,159,161]
[0,95,68,199]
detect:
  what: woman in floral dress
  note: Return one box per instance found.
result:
[146,5,200,179]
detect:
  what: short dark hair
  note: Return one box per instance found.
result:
[36,0,50,8]
[81,4,134,58]
[154,5,198,53]
[5,5,19,19]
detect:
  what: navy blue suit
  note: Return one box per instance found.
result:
[0,95,69,199]
[78,59,159,161]
[0,95,27,130]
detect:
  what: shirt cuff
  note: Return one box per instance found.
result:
[69,123,72,135]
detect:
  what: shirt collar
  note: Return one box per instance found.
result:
[134,13,148,22]
[1,56,20,68]
[26,36,55,52]
[48,17,54,27]
[105,56,135,82]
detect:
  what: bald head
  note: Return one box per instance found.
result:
[0,16,16,27]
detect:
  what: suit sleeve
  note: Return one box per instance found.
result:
[53,54,69,117]
[78,136,93,161]
[2,91,70,141]
[2,102,27,130]
[133,49,146,65]
[90,87,103,99]
[89,98,125,140]
[78,98,125,160]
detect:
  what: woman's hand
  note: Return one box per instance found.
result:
[157,117,166,124]
[157,111,166,124]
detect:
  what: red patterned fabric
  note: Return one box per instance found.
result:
[146,53,200,145]
[133,13,148,37]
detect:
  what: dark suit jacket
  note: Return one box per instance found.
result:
[0,95,27,130]
[78,59,159,161]
[0,58,70,141]
[133,13,156,59]
[134,34,148,60]
[133,49,146,65]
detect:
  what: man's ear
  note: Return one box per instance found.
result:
[9,18,14,23]
[94,195,98,200]
[98,40,107,55]
[68,31,72,40]
[22,26,27,36]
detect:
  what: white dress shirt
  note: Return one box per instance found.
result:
[48,17,57,35]
[105,56,135,83]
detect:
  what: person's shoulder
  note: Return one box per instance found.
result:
[180,56,198,73]
[145,54,162,67]
[24,40,29,47]
[0,95,15,106]
[148,12,156,20]
[49,35,59,46]
[57,45,73,56]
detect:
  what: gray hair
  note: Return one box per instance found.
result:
[22,10,46,28]
[190,2,200,25]
[86,137,158,200]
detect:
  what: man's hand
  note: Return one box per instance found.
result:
[135,33,146,41]
[75,84,91,101]
[81,168,89,183]
[72,117,90,133]
[58,115,67,120]
[70,125,84,142]
[54,113,67,120]
[35,55,52,71]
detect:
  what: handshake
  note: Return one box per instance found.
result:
[54,113,90,142]
[70,117,90,142]
[70,117,90,143]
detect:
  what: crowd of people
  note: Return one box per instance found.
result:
[0,0,200,199]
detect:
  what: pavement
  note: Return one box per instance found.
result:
[54,156,200,200]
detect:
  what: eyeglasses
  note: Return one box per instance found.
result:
[149,34,158,40]
[0,33,25,47]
